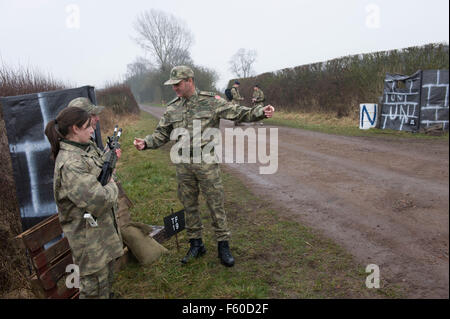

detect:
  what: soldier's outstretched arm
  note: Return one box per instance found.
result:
[215,96,274,122]
[134,113,173,150]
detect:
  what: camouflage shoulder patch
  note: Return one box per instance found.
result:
[167,96,180,106]
[199,91,216,97]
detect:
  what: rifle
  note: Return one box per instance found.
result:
[84,125,122,228]
[98,125,122,186]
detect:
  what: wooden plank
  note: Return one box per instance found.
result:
[48,287,78,299]
[32,237,71,271]
[29,247,45,263]
[150,226,169,243]
[42,286,58,299]
[19,214,63,252]
[71,290,80,299]
[60,287,79,299]
[39,252,74,290]
[30,267,78,299]
[16,213,58,239]
[29,274,46,299]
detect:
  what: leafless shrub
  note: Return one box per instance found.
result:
[229,43,449,118]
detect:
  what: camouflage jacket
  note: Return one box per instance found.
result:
[53,140,123,276]
[88,138,105,159]
[143,90,266,150]
[252,88,265,105]
[231,86,244,102]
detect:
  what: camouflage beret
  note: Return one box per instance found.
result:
[164,65,194,85]
[67,97,105,115]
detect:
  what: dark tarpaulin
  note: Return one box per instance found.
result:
[380,69,449,132]
[420,70,449,130]
[380,71,422,132]
[0,86,103,231]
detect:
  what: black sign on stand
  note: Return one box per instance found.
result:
[163,209,185,250]
[163,209,185,237]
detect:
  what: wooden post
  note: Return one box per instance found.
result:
[175,234,180,251]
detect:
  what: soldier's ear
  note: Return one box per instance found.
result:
[63,124,75,139]
[71,124,81,136]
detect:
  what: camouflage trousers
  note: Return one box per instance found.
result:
[79,259,115,299]
[176,162,230,242]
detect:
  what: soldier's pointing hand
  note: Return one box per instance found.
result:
[264,105,275,118]
[133,138,146,151]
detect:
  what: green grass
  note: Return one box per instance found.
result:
[264,111,449,140]
[140,102,165,108]
[113,111,403,299]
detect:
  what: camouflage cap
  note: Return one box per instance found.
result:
[67,97,105,115]
[164,66,194,85]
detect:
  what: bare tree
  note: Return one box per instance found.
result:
[229,48,257,78]
[126,57,153,79]
[133,9,194,71]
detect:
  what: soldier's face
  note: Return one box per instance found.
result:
[172,79,194,98]
[90,114,99,129]
[73,119,94,144]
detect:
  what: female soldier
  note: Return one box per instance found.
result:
[45,106,123,299]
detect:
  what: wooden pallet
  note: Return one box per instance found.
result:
[15,214,79,299]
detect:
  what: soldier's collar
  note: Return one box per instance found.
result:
[61,139,90,151]
[183,89,199,103]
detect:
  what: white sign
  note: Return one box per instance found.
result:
[360,104,378,130]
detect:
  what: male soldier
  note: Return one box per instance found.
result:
[231,80,244,103]
[231,81,245,126]
[252,84,265,125]
[134,66,275,267]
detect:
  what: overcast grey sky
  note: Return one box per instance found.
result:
[0,0,448,91]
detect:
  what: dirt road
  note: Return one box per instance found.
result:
[140,104,449,298]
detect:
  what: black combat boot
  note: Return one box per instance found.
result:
[181,238,206,264]
[218,241,235,267]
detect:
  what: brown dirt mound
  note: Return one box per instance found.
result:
[0,113,35,298]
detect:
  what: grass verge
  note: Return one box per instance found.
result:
[264,111,449,140]
[113,111,403,299]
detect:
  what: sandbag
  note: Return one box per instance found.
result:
[121,222,168,265]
